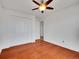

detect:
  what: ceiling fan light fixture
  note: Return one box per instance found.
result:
[39,4,46,12]
[32,0,54,13]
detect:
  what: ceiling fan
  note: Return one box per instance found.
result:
[32,0,54,13]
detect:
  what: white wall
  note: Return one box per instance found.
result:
[0,2,3,53]
[44,4,79,51]
[0,7,38,53]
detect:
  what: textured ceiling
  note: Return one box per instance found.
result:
[1,0,79,17]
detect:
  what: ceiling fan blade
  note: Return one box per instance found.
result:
[32,8,38,10]
[33,0,40,5]
[45,0,53,5]
[46,7,54,10]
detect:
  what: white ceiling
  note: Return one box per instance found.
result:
[1,0,79,17]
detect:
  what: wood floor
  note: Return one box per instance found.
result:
[0,39,79,59]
